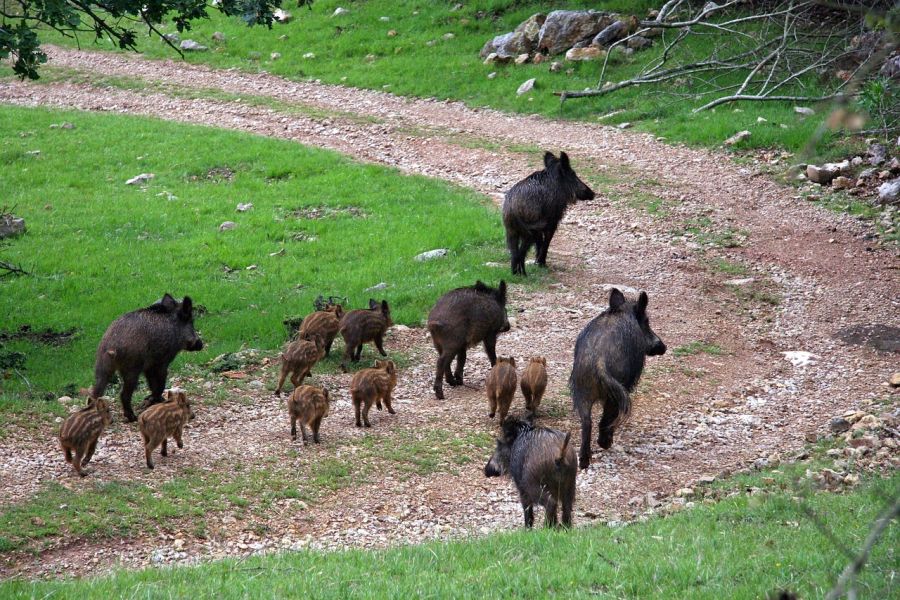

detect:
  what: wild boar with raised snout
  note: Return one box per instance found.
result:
[569,288,666,469]
[91,294,203,422]
[502,151,595,276]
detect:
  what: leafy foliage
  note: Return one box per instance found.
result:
[0,0,312,79]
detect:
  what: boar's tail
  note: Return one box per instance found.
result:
[555,432,571,469]
[597,365,631,429]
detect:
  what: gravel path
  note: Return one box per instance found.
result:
[0,46,897,578]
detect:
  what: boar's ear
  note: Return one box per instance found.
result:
[497,280,507,304]
[609,288,626,312]
[474,280,488,293]
[160,293,178,312]
[368,298,378,310]
[179,296,194,321]
[381,300,389,313]
[543,152,556,168]
[559,152,571,171]
[637,291,649,314]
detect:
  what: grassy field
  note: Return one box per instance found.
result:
[0,104,512,406]
[3,463,896,598]
[36,0,847,156]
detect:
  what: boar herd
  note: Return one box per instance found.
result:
[58,151,669,530]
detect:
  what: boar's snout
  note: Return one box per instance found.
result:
[646,334,666,357]
[499,316,511,333]
[185,335,204,352]
[576,180,596,201]
[484,459,502,478]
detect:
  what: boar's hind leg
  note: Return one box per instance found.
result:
[433,352,454,399]
[543,496,559,528]
[521,501,535,528]
[174,427,184,449]
[451,348,466,386]
[579,415,593,470]
[560,481,575,528]
[120,371,141,422]
[160,438,168,457]
[72,450,87,477]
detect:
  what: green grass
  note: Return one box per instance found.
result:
[672,341,724,358]
[0,420,492,553]
[0,104,514,406]
[2,467,896,598]
[33,0,845,155]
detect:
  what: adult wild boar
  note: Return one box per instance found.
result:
[427,280,510,400]
[502,151,595,276]
[92,294,203,422]
[569,288,666,468]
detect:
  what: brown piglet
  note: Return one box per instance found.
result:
[350,359,397,428]
[520,357,548,413]
[297,304,344,357]
[340,299,392,371]
[59,397,113,477]
[486,356,517,423]
[275,333,325,396]
[138,389,194,469]
[288,385,332,444]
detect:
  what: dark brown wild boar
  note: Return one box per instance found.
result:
[59,397,112,477]
[521,357,548,413]
[297,304,344,356]
[92,294,203,422]
[427,280,511,400]
[484,417,577,528]
[570,288,666,469]
[486,356,517,423]
[275,333,325,397]
[339,299,392,370]
[287,385,332,444]
[138,389,194,470]
[350,359,397,428]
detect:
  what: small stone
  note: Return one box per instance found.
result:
[617,122,632,129]
[125,173,154,185]
[794,106,815,116]
[163,33,180,43]
[698,475,716,484]
[332,7,349,17]
[675,487,694,497]
[724,277,754,286]
[380,16,390,22]
[365,54,377,62]
[851,414,882,431]
[487,72,497,79]
[179,40,208,52]
[219,221,237,232]
[533,53,546,64]
[514,53,530,65]
[877,178,900,204]
[782,351,818,367]
[414,248,448,261]
[248,52,262,60]
[248,380,265,390]
[302,52,316,59]
[724,130,751,146]
[829,417,851,433]
[626,36,652,50]
[889,372,900,388]
[365,282,388,292]
[851,156,863,167]
[565,47,604,61]
[387,30,397,37]
[236,203,253,212]
[549,61,563,72]
[756,116,767,123]
[442,33,455,40]
[805,432,818,443]
[831,176,852,190]
[516,78,536,96]
[274,8,292,22]
[270,52,281,60]
[212,32,225,42]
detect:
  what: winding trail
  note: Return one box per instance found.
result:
[1,46,897,577]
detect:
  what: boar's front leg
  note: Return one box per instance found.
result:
[120,371,141,422]
[374,334,387,357]
[145,366,168,406]
[483,334,498,367]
